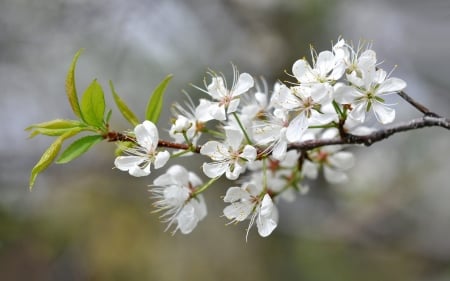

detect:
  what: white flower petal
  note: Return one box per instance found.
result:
[163,185,190,206]
[114,156,143,171]
[129,165,151,177]
[225,128,244,151]
[209,103,227,121]
[207,77,226,99]
[377,78,407,94]
[324,166,348,184]
[302,160,318,179]
[202,162,228,178]
[152,151,169,169]
[223,201,253,221]
[200,141,228,160]
[227,98,240,114]
[195,99,214,122]
[348,102,367,123]
[136,121,158,150]
[316,50,335,76]
[328,151,355,170]
[256,194,278,237]
[177,204,199,234]
[286,113,308,142]
[372,103,395,124]
[292,59,312,82]
[188,172,203,187]
[223,186,250,203]
[192,196,207,220]
[333,84,360,104]
[233,73,254,96]
[272,140,287,161]
[241,145,257,162]
[226,162,244,180]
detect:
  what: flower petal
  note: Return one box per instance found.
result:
[286,113,308,142]
[202,162,228,178]
[272,140,287,161]
[372,103,395,124]
[233,73,254,96]
[207,77,226,99]
[256,194,278,237]
[377,78,407,94]
[223,201,253,221]
[114,156,144,171]
[177,204,199,234]
[292,59,313,83]
[328,151,355,170]
[154,150,170,169]
[129,165,151,177]
[200,141,229,161]
[223,186,250,203]
[324,166,348,184]
[225,128,244,151]
[134,121,158,151]
[227,98,241,114]
[240,145,257,162]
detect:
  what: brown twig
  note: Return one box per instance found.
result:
[289,116,449,151]
[105,91,448,156]
[397,91,441,118]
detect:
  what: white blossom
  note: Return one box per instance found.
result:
[197,66,254,121]
[223,183,278,239]
[114,121,170,177]
[334,65,406,124]
[200,128,257,180]
[151,165,207,234]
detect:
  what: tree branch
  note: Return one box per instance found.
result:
[397,91,441,118]
[289,116,449,151]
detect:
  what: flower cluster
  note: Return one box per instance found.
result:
[113,39,406,238]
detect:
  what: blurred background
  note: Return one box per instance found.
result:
[1,0,450,280]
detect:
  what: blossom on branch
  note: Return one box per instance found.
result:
[200,128,257,180]
[114,121,170,177]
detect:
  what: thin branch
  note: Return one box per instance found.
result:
[289,116,449,151]
[397,91,441,118]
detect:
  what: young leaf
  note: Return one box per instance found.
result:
[56,135,104,164]
[27,127,83,138]
[26,119,84,130]
[80,79,106,128]
[29,130,80,190]
[109,80,139,126]
[145,74,173,124]
[66,49,84,119]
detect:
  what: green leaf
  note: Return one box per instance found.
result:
[109,80,139,126]
[25,119,85,138]
[29,130,80,190]
[80,79,106,128]
[27,127,83,138]
[145,74,173,124]
[56,135,104,164]
[66,49,84,119]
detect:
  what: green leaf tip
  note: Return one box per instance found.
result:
[109,80,140,126]
[66,49,84,119]
[29,130,81,190]
[145,74,173,124]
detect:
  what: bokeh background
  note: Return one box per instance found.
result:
[1,0,450,280]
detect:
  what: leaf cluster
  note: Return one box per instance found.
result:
[26,50,172,189]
